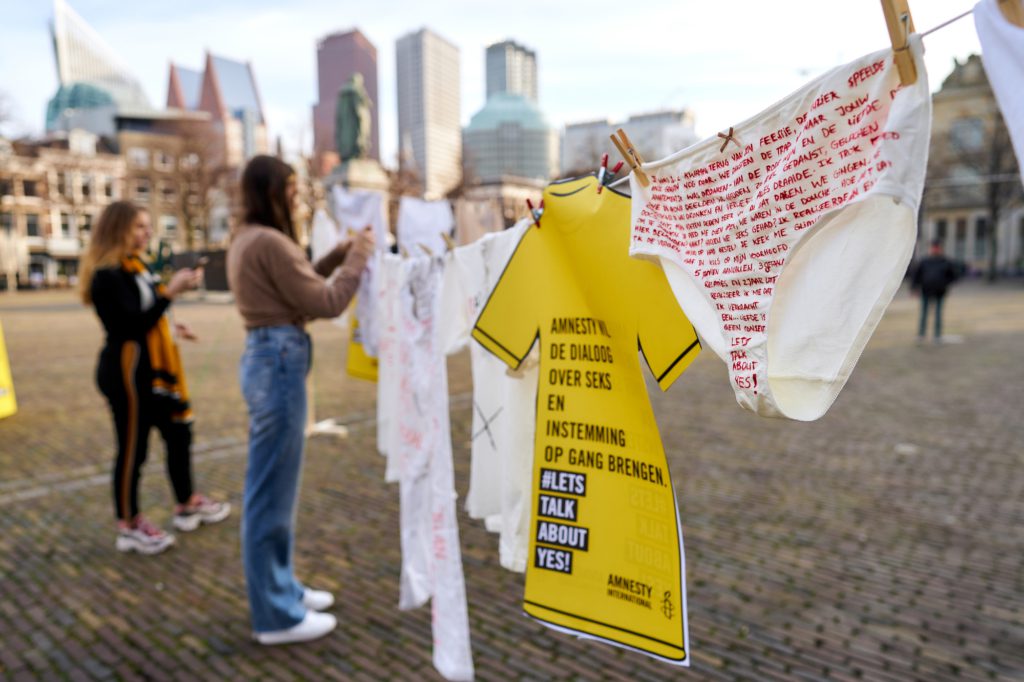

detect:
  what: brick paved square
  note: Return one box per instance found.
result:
[0,283,1022,680]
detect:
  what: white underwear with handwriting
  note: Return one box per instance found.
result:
[630,38,931,421]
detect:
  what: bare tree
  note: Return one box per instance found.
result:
[936,111,1023,281]
[979,116,1022,280]
[171,120,229,251]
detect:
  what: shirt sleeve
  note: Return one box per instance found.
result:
[637,265,701,391]
[438,252,470,355]
[471,228,540,369]
[267,233,370,320]
[91,268,171,338]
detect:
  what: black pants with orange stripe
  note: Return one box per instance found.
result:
[97,340,194,522]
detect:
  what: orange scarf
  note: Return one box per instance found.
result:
[122,256,193,423]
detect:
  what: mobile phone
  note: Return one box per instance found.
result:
[196,257,209,267]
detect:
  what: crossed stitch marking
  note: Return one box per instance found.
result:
[717,126,741,153]
[472,403,503,450]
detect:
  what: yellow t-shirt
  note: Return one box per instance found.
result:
[472,175,700,663]
[0,320,16,419]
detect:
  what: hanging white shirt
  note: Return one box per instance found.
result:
[439,220,537,572]
[393,254,474,682]
[975,0,1024,187]
[397,196,454,256]
[376,253,404,479]
[331,186,389,354]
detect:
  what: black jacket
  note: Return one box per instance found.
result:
[912,255,958,296]
[91,266,170,345]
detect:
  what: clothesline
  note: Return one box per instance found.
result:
[606,4,977,190]
[921,7,974,37]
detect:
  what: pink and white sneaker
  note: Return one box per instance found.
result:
[116,518,176,555]
[173,494,231,532]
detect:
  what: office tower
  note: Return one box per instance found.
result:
[561,109,697,175]
[312,29,379,160]
[486,40,537,103]
[463,93,557,183]
[46,0,151,134]
[396,28,461,198]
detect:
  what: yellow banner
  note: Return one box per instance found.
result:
[346,302,378,382]
[472,176,700,664]
[0,319,17,419]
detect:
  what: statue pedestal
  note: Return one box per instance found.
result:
[325,159,389,193]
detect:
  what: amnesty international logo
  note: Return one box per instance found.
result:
[661,590,675,620]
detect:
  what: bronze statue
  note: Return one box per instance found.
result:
[335,73,372,161]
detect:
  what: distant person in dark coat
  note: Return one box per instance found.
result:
[911,239,959,343]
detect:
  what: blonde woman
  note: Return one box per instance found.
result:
[80,201,229,555]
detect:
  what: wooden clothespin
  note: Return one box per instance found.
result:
[998,0,1024,27]
[418,243,434,257]
[596,153,609,194]
[610,128,649,187]
[440,232,456,251]
[880,0,917,86]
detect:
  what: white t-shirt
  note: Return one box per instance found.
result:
[393,254,474,681]
[376,253,404,480]
[330,187,388,354]
[310,208,340,264]
[439,219,537,572]
[975,0,1024,187]
[397,196,454,256]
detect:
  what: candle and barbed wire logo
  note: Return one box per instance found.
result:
[661,590,674,620]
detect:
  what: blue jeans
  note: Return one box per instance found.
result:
[918,293,945,339]
[239,325,311,632]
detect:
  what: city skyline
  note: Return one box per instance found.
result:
[1,1,981,166]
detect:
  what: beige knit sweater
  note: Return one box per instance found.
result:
[227,224,370,330]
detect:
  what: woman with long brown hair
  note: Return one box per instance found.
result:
[228,155,373,645]
[82,200,229,555]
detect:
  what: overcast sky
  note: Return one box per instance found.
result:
[1,0,980,165]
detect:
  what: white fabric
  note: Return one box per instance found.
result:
[331,187,388,354]
[331,185,387,241]
[438,220,536,572]
[357,251,384,357]
[393,255,474,682]
[398,196,454,256]
[135,272,155,311]
[310,208,340,264]
[497,346,539,573]
[630,38,931,421]
[975,0,1024,187]
[309,209,349,326]
[376,253,404,481]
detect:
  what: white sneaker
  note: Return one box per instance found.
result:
[173,495,231,532]
[115,518,176,555]
[302,588,335,611]
[254,611,337,646]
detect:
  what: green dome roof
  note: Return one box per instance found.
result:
[466,92,551,132]
[46,82,116,129]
